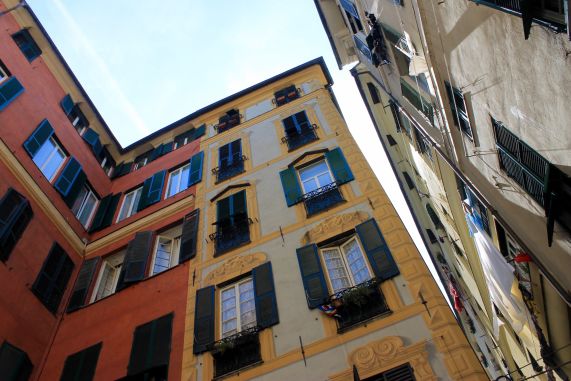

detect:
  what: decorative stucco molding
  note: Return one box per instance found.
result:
[301,211,370,245]
[203,252,267,286]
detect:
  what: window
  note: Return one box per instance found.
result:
[60,94,88,134]
[60,343,101,381]
[150,225,182,276]
[32,243,74,313]
[133,151,152,170]
[457,176,490,234]
[12,29,41,62]
[0,188,33,261]
[389,100,412,137]
[386,134,397,146]
[221,278,257,338]
[117,187,142,222]
[213,190,250,254]
[367,82,381,104]
[322,237,372,293]
[0,341,32,380]
[402,171,415,190]
[413,126,432,159]
[34,136,66,181]
[166,164,190,197]
[99,149,115,176]
[444,82,472,139]
[426,229,438,244]
[282,111,318,151]
[364,363,415,381]
[216,139,244,183]
[193,263,278,378]
[217,109,241,133]
[400,79,434,123]
[279,148,353,216]
[339,0,362,34]
[0,62,8,84]
[274,85,299,106]
[92,252,124,302]
[71,185,98,228]
[0,61,24,112]
[173,124,205,149]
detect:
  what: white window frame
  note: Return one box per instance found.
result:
[133,157,148,171]
[149,235,181,276]
[72,185,99,229]
[220,278,257,339]
[91,253,124,302]
[33,137,67,181]
[297,159,334,194]
[0,65,8,84]
[116,187,143,222]
[165,163,190,198]
[320,237,372,293]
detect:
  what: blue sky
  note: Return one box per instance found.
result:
[26,0,443,295]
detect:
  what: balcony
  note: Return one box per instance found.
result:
[216,111,242,134]
[210,215,252,255]
[281,124,318,151]
[325,278,391,332]
[301,182,344,216]
[212,155,246,183]
[209,326,262,379]
[274,86,300,106]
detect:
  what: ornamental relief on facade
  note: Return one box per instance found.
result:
[301,211,370,245]
[203,252,267,286]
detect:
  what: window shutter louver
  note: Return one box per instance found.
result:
[0,77,24,112]
[63,171,86,208]
[326,148,354,185]
[339,0,360,20]
[24,119,54,157]
[193,286,215,354]
[162,141,174,154]
[138,171,166,211]
[179,209,199,263]
[67,257,99,312]
[119,231,154,286]
[216,197,231,222]
[149,144,164,162]
[231,190,247,217]
[356,219,399,280]
[296,243,329,308]
[294,111,311,131]
[193,124,206,139]
[127,314,173,376]
[279,167,302,206]
[0,188,33,262]
[81,128,103,157]
[252,262,279,328]
[219,143,230,168]
[32,243,74,313]
[60,95,74,116]
[230,139,242,164]
[112,162,132,179]
[283,115,297,137]
[60,342,101,381]
[187,151,204,187]
[89,193,120,233]
[55,158,82,197]
[0,341,33,381]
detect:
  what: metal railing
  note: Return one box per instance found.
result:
[325,278,391,332]
[212,155,247,183]
[210,215,252,254]
[281,124,318,151]
[273,87,300,106]
[215,114,242,133]
[301,182,344,216]
[209,326,262,379]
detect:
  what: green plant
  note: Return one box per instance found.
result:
[214,340,235,354]
[343,285,373,307]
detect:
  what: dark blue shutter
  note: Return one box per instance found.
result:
[127,314,173,376]
[253,262,279,328]
[219,143,230,168]
[12,29,41,61]
[0,341,33,381]
[60,94,74,116]
[82,128,103,157]
[296,244,329,308]
[0,77,24,112]
[32,243,74,313]
[339,0,360,19]
[193,124,206,139]
[24,119,54,157]
[138,170,166,211]
[162,141,173,154]
[60,342,102,381]
[179,209,199,263]
[279,167,302,206]
[112,162,132,179]
[149,144,164,162]
[193,286,215,354]
[67,257,99,312]
[216,196,231,222]
[326,148,354,185]
[89,193,120,232]
[187,151,204,186]
[55,158,82,197]
[63,171,86,208]
[231,139,242,164]
[294,111,311,132]
[356,219,399,280]
[0,188,33,262]
[119,231,154,286]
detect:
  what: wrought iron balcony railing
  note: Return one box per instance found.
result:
[212,155,247,183]
[301,182,344,216]
[209,215,252,254]
[209,326,262,379]
[281,124,319,151]
[273,87,300,107]
[325,278,391,332]
[215,114,242,133]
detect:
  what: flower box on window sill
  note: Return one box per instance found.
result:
[209,326,262,379]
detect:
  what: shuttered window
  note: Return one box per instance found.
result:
[188,151,204,186]
[59,343,101,381]
[400,79,434,123]
[444,82,472,139]
[367,82,381,104]
[54,158,88,208]
[166,164,190,198]
[179,209,199,262]
[24,120,67,182]
[137,170,166,211]
[0,67,24,111]
[282,111,317,151]
[67,258,99,312]
[117,187,142,222]
[0,188,33,262]
[116,231,154,290]
[217,139,244,182]
[92,252,124,302]
[0,341,32,381]
[150,224,182,276]
[111,162,132,179]
[214,191,250,254]
[70,185,98,229]
[127,314,173,378]
[32,243,74,313]
[89,193,121,232]
[81,128,103,157]
[274,85,299,106]
[12,29,41,62]
[173,124,207,150]
[403,172,415,190]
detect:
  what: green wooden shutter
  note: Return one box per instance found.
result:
[55,158,82,197]
[127,314,173,376]
[179,209,199,263]
[89,193,121,233]
[279,167,302,206]
[67,258,99,312]
[32,243,74,313]
[252,262,279,328]
[231,190,247,217]
[0,188,33,262]
[0,341,33,381]
[356,219,399,280]
[82,128,103,157]
[162,141,174,154]
[193,286,215,354]
[60,94,74,116]
[138,170,166,211]
[149,144,164,162]
[119,231,154,285]
[296,244,329,308]
[111,162,132,179]
[24,119,54,157]
[12,30,41,61]
[187,151,204,186]
[63,171,87,208]
[326,148,354,184]
[60,342,102,381]
[0,77,24,112]
[193,124,206,139]
[216,197,231,222]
